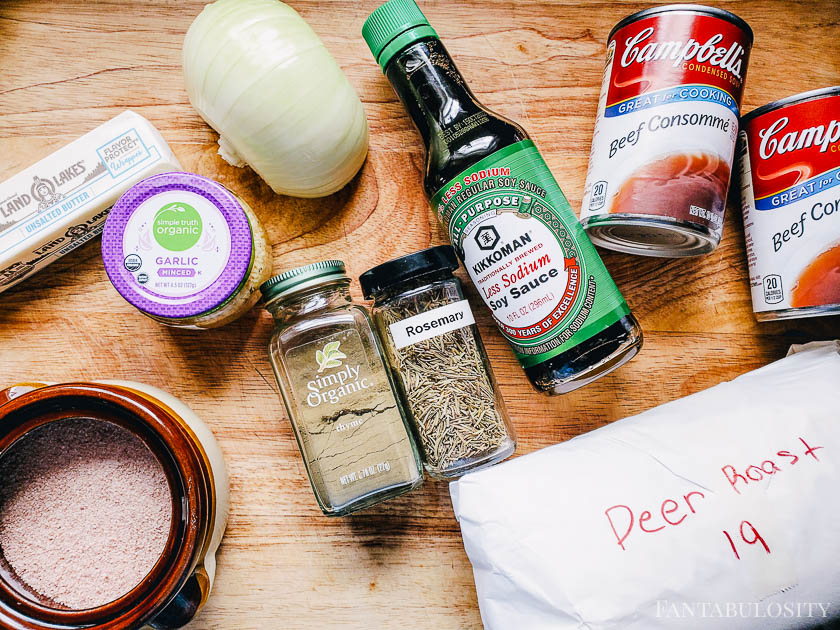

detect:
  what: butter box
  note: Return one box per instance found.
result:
[0,111,181,293]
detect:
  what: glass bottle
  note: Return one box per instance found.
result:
[262,260,423,516]
[360,246,515,478]
[362,0,643,395]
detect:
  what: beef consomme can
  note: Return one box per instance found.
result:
[739,87,840,321]
[581,5,753,257]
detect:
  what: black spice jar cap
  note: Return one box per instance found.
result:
[360,245,459,299]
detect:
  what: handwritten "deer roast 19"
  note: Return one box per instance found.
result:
[605,436,824,551]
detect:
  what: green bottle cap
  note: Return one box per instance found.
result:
[261,260,347,303]
[362,0,438,71]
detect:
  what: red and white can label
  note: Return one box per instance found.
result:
[739,91,840,316]
[581,11,752,237]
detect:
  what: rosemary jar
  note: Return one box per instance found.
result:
[262,260,423,516]
[360,246,515,479]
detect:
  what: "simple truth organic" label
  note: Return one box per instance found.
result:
[121,190,231,300]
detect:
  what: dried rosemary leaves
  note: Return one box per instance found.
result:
[360,246,515,478]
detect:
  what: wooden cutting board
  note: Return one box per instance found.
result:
[1,0,838,627]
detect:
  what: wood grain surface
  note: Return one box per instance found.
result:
[1,1,838,628]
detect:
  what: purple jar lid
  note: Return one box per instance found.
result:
[102,172,253,320]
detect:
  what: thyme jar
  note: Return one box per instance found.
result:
[262,261,423,516]
[360,246,515,479]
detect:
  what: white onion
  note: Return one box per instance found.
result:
[183,0,369,198]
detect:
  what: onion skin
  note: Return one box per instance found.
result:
[183,0,369,198]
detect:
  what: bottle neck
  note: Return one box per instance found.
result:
[384,37,479,152]
[265,280,352,324]
[383,36,528,199]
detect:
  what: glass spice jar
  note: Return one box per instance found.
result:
[360,246,515,479]
[261,260,423,516]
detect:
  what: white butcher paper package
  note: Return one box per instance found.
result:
[450,341,840,629]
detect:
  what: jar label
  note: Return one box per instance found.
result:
[580,12,751,237]
[121,190,232,301]
[432,140,630,367]
[388,299,476,349]
[739,92,840,315]
[283,329,416,500]
[102,173,255,320]
[286,330,377,410]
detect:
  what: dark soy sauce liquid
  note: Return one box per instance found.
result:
[385,38,642,394]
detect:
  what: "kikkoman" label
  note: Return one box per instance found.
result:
[432,140,630,368]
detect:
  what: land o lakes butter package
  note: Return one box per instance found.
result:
[0,111,181,292]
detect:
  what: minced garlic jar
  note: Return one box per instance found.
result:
[102,172,272,328]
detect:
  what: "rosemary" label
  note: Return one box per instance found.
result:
[388,299,475,349]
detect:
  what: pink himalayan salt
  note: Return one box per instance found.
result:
[0,418,172,610]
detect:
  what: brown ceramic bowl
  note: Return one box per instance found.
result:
[0,381,229,630]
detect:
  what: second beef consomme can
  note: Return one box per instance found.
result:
[581,5,753,257]
[739,87,840,321]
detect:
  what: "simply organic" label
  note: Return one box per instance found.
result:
[283,329,415,499]
[121,190,232,301]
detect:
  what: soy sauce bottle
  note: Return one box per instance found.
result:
[363,0,643,394]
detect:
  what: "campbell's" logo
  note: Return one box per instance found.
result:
[620,27,746,79]
[759,117,840,159]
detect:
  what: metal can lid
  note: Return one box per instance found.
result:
[101,172,253,320]
[261,260,348,303]
[740,86,840,124]
[608,4,753,44]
